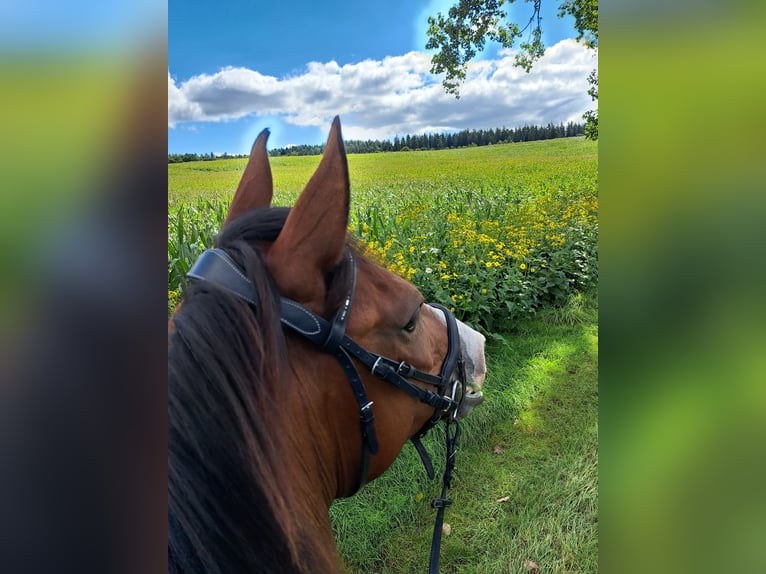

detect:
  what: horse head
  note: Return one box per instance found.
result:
[169,117,486,574]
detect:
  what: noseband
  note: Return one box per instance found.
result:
[187,247,467,573]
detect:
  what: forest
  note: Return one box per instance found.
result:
[168,121,585,163]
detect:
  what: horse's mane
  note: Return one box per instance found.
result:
[168,207,355,574]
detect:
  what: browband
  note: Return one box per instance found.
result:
[187,248,257,304]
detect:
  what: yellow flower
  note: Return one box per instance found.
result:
[530,267,536,273]
[520,263,527,270]
[481,288,487,294]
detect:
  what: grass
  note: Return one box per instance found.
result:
[331,294,598,573]
[168,138,597,207]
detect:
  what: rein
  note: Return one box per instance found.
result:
[187,247,466,573]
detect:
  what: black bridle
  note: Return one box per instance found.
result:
[187,247,467,573]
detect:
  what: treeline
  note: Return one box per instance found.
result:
[168,152,247,163]
[169,121,584,163]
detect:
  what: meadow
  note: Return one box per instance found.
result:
[168,137,598,572]
[169,138,597,329]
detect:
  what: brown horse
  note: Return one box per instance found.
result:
[168,117,486,574]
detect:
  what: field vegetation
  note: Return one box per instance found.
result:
[168,137,598,572]
[169,138,597,329]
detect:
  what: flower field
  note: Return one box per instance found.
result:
[168,137,597,331]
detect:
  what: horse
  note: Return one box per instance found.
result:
[168,116,487,574]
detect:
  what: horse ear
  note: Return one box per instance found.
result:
[224,128,272,225]
[267,116,349,302]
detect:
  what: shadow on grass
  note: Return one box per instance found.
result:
[333,308,598,574]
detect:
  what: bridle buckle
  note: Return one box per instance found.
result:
[449,379,461,403]
[396,361,416,377]
[359,401,375,423]
[370,356,383,377]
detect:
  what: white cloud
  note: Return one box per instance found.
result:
[168,72,203,128]
[168,39,596,138]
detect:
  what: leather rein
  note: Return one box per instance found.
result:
[187,247,466,573]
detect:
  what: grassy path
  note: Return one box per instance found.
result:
[331,302,598,573]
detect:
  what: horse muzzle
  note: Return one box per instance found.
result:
[457,384,485,419]
[442,313,487,420]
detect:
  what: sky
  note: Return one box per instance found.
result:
[168,0,597,154]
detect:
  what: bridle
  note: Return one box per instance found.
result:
[187,247,467,573]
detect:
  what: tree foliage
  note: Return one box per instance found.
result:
[426,0,598,139]
[167,122,585,162]
[583,68,598,140]
[269,122,583,156]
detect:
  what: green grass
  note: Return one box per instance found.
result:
[331,295,598,573]
[168,138,597,207]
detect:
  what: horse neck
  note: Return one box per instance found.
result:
[281,340,364,502]
[249,342,366,574]
[168,298,344,574]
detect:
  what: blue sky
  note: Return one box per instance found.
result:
[169,0,595,154]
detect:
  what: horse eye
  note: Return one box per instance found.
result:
[402,302,422,333]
